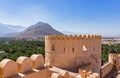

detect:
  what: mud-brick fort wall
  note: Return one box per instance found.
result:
[45,35,101,73]
[109,53,120,70]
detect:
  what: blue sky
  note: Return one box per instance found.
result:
[0,0,120,35]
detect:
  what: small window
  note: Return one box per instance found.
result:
[64,47,65,53]
[83,44,87,52]
[51,45,55,51]
[72,48,74,53]
[115,60,116,64]
[75,61,76,65]
[93,47,95,52]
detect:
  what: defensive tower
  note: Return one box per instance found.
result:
[45,35,101,73]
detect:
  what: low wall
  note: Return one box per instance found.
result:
[0,54,49,78]
[49,66,100,78]
[79,69,100,78]
[101,62,114,78]
[49,67,71,78]
[109,53,120,71]
[0,53,102,78]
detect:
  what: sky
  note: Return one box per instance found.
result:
[0,0,120,35]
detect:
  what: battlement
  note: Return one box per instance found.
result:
[0,34,102,78]
[45,35,101,74]
[0,53,100,78]
[45,35,101,40]
[2,34,120,78]
[0,54,50,78]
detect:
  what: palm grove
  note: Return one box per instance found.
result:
[0,38,119,65]
[0,38,45,61]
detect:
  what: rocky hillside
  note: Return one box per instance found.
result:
[15,22,63,40]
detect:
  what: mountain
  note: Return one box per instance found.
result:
[0,23,26,36]
[15,22,63,40]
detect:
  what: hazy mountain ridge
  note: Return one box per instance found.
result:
[1,22,120,40]
[0,23,26,36]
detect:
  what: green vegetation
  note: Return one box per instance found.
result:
[0,39,45,61]
[102,44,120,65]
[0,37,120,65]
[0,37,13,43]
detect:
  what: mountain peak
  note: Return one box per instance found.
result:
[15,21,63,40]
[37,21,44,23]
[35,21,45,25]
[26,21,52,31]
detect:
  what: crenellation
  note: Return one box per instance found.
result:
[16,56,33,73]
[45,35,101,74]
[31,54,44,69]
[82,35,87,39]
[74,35,78,39]
[0,54,50,78]
[0,59,18,78]
[45,35,101,41]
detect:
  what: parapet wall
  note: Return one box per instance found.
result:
[109,53,120,70]
[45,35,101,74]
[0,53,100,78]
[101,62,113,78]
[0,54,49,78]
[49,66,100,78]
[45,35,101,40]
[100,53,120,78]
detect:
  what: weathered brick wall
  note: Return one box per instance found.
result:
[101,62,113,78]
[109,53,120,71]
[100,53,120,78]
[45,35,101,74]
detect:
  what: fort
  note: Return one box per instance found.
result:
[45,35,101,74]
[0,35,119,78]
